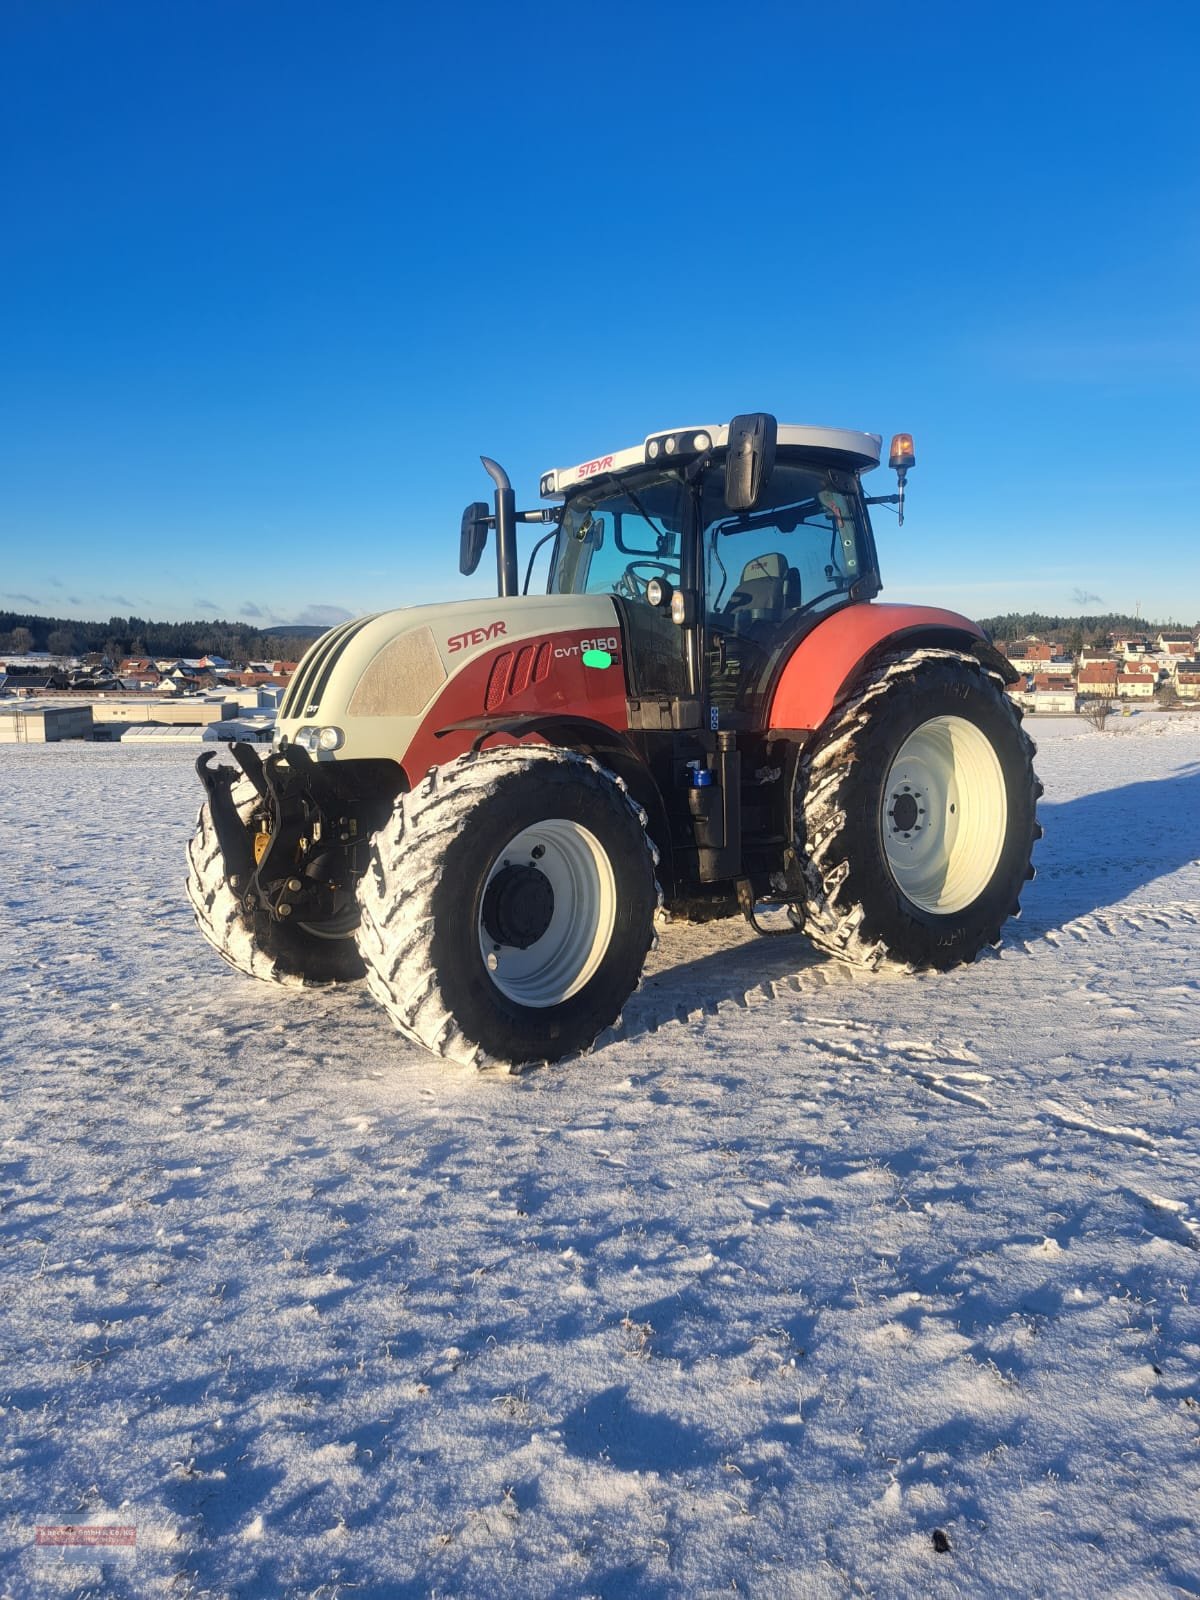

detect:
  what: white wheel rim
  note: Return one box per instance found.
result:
[880,714,1007,915]
[477,819,616,1008]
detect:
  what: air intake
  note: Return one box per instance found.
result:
[484,642,551,713]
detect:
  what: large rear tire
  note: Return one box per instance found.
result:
[794,651,1042,970]
[186,774,365,986]
[354,746,660,1067]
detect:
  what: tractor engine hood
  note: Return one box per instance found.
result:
[274,594,627,770]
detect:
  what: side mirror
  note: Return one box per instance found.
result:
[724,413,778,512]
[459,501,490,575]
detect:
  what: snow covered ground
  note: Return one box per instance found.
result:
[2,715,1198,1598]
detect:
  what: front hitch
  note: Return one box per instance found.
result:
[195,743,367,928]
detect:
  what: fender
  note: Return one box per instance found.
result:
[767,602,1011,736]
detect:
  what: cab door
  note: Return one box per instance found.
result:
[549,472,694,728]
[701,463,866,729]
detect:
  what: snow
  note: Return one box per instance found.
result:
[2,714,1199,1597]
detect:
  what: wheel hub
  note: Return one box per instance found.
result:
[880,714,1007,915]
[481,864,554,950]
[476,819,618,1009]
[888,787,923,836]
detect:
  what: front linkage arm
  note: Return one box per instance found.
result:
[196,742,366,930]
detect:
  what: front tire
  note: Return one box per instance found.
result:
[794,651,1041,970]
[354,746,660,1067]
[186,774,365,986]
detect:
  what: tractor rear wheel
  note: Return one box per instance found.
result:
[793,651,1041,970]
[186,774,365,986]
[354,746,660,1067]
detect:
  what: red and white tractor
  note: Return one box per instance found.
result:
[188,414,1040,1065]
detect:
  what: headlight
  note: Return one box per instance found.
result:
[295,726,319,752]
[317,726,343,751]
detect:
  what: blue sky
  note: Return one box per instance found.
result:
[2,0,1198,628]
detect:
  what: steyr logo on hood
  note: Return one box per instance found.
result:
[447,620,507,653]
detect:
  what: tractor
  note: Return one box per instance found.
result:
[188,414,1041,1065]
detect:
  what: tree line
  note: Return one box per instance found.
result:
[4,605,1196,667]
[0,611,322,663]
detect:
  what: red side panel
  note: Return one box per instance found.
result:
[767,602,987,733]
[402,627,629,780]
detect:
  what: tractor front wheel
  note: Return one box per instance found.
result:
[355,747,660,1067]
[794,651,1041,969]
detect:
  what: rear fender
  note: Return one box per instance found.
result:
[767,602,1010,737]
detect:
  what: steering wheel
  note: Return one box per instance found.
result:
[614,559,679,602]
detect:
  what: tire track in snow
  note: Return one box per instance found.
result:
[1040,1098,1157,1151]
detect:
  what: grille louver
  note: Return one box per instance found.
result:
[279,615,379,720]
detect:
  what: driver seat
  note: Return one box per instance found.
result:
[725,552,798,626]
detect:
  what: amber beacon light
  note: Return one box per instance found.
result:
[888,433,916,473]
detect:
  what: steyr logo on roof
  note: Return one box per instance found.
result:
[576,455,614,479]
[447,621,507,653]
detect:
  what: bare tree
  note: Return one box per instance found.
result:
[1082,697,1114,731]
[46,627,79,659]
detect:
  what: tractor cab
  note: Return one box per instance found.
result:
[538,419,893,730]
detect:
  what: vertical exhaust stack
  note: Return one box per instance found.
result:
[480,456,519,598]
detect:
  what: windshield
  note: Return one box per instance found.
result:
[703,459,872,724]
[702,461,865,626]
[548,470,685,601]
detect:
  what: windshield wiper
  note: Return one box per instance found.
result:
[591,471,675,548]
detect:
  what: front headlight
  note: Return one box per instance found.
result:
[317,726,343,752]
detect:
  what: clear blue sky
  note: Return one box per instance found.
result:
[2,0,1198,629]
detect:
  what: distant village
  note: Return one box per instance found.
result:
[0,650,299,744]
[997,627,1200,712]
[0,648,298,696]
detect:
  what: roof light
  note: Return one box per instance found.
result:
[643,428,717,468]
[889,433,915,472]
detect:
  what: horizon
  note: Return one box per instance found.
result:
[2,1,1198,623]
[3,600,1198,650]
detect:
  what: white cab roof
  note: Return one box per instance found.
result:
[541,422,882,497]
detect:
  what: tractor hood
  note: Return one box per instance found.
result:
[275,594,625,768]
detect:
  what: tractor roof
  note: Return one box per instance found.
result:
[540,422,882,499]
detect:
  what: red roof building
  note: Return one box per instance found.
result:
[1078,661,1118,694]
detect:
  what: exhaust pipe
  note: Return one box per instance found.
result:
[480,456,518,598]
